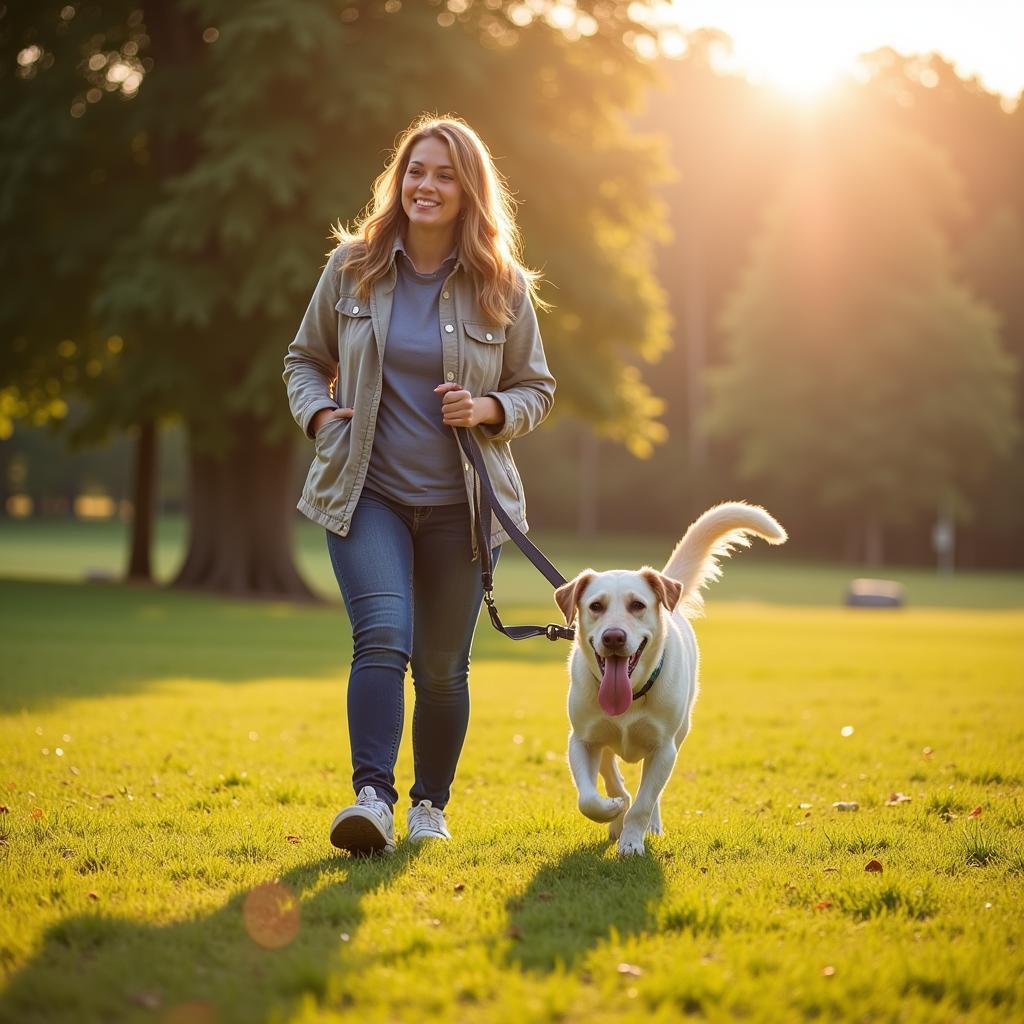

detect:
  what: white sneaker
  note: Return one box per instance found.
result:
[407,800,451,843]
[330,786,396,855]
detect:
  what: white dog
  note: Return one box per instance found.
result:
[554,502,787,856]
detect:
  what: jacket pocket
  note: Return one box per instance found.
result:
[336,296,371,319]
[461,321,505,393]
[305,416,353,514]
[463,322,506,345]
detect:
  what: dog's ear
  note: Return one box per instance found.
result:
[554,571,595,626]
[641,568,683,612]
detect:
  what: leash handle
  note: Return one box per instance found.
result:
[456,427,575,643]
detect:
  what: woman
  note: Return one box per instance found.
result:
[283,115,555,855]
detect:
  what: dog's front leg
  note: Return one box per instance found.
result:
[599,747,631,840]
[617,742,677,856]
[569,733,627,822]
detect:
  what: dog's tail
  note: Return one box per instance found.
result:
[662,502,787,616]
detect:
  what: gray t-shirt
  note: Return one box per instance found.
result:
[364,248,466,505]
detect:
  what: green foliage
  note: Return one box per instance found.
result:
[0,579,1022,1021]
[1,1,670,451]
[706,112,1018,527]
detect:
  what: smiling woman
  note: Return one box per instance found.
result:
[282,114,556,859]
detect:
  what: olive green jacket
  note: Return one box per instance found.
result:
[282,240,556,556]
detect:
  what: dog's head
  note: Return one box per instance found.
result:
[554,567,682,716]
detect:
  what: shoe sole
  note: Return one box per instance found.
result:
[330,808,395,856]
[407,830,451,843]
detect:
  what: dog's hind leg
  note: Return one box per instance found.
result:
[570,733,627,823]
[648,799,663,835]
[599,748,631,840]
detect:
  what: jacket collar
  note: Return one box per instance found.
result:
[391,234,462,273]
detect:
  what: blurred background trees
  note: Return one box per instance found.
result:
[2,2,1021,592]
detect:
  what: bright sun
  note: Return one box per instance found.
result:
[711,26,858,100]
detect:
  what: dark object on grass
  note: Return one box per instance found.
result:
[845,578,905,607]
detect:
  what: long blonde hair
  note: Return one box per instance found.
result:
[333,114,544,326]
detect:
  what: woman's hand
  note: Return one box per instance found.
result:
[312,406,354,436]
[434,383,503,428]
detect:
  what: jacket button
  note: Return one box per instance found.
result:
[485,332,493,341]
[445,324,454,333]
[352,305,359,314]
[442,291,450,299]
[464,463,470,472]
[446,371,454,381]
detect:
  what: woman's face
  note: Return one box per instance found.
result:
[401,136,464,234]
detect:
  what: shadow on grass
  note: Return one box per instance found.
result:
[0,845,422,1023]
[504,840,665,973]
[0,579,566,711]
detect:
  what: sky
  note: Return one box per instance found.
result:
[661,0,1023,107]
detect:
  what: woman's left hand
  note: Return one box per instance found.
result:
[434,382,501,428]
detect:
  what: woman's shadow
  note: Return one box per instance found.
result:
[503,840,665,974]
[0,846,422,1023]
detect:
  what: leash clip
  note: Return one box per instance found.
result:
[545,623,573,642]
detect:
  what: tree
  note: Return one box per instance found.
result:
[2,1,670,596]
[705,109,1018,563]
[857,48,1024,565]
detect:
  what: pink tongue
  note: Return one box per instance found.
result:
[599,656,633,716]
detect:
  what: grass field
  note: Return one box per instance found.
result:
[2,515,1024,609]
[1,526,1023,1022]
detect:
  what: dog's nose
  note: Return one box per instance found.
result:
[601,628,627,650]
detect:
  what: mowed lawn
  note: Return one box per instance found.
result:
[0,531,1023,1021]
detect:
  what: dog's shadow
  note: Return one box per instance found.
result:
[504,840,664,974]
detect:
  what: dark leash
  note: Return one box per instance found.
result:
[456,427,575,643]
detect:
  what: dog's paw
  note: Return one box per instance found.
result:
[579,794,626,823]
[616,833,647,857]
[646,821,664,836]
[608,813,625,841]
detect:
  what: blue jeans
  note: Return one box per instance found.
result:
[325,488,500,811]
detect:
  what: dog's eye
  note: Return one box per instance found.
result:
[588,601,604,613]
[629,600,646,613]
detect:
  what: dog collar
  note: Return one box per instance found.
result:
[631,652,665,702]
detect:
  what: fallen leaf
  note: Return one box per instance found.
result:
[823,867,839,873]
[0,805,8,814]
[832,801,859,812]
[968,806,982,819]
[87,891,100,901]
[822,965,836,977]
[814,900,833,910]
[285,835,302,844]
[453,882,465,893]
[30,807,43,819]
[617,963,643,977]
[864,859,883,873]
[129,991,161,1010]
[886,792,912,805]
[922,746,934,760]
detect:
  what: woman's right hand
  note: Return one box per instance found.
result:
[312,407,354,436]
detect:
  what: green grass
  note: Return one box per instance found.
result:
[2,516,1024,608]
[0,576,1022,1022]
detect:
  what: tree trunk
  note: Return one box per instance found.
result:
[578,427,599,537]
[678,207,711,525]
[864,513,885,566]
[173,414,318,601]
[126,418,157,582]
